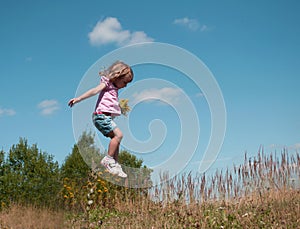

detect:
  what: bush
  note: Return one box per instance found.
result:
[60,131,153,213]
[0,138,61,209]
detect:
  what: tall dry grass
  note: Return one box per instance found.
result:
[0,204,65,229]
[67,150,300,228]
[96,189,300,228]
[1,150,300,228]
[150,150,300,205]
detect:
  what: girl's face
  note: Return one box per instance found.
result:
[114,74,132,89]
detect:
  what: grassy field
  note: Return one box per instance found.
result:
[1,189,299,228]
[1,151,299,228]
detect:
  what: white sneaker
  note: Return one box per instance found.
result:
[115,162,127,178]
[101,156,127,178]
[100,156,119,175]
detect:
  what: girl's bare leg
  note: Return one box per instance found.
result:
[107,128,123,161]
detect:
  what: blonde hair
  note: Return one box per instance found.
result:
[99,61,133,83]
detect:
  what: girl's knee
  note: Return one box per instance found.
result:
[113,128,123,141]
[116,132,123,141]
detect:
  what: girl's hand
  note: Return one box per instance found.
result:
[68,98,80,107]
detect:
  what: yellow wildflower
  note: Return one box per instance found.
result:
[119,99,131,116]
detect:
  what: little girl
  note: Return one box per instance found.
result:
[68,61,134,178]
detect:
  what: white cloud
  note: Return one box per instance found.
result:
[127,31,153,45]
[38,99,59,116]
[132,87,182,105]
[173,17,211,32]
[0,107,16,117]
[88,17,154,47]
[173,17,200,31]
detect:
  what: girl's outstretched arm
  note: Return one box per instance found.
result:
[68,82,106,107]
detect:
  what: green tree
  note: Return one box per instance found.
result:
[61,144,90,180]
[0,150,6,208]
[0,138,61,208]
[119,150,143,168]
[61,131,100,180]
[0,150,4,176]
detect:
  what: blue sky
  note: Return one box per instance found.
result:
[1,0,300,175]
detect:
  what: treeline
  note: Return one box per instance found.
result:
[0,132,152,211]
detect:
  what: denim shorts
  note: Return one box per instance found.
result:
[92,113,117,137]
